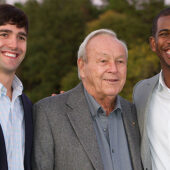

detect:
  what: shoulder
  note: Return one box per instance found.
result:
[134,74,159,92]
[34,83,83,111]
[133,74,159,102]
[119,96,137,122]
[119,95,133,107]
[119,96,135,111]
[21,93,33,107]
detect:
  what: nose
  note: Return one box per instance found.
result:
[108,61,118,73]
[7,36,18,50]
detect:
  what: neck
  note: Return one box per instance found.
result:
[0,72,15,100]
[85,87,116,116]
[97,97,116,116]
[83,82,117,115]
[162,68,170,88]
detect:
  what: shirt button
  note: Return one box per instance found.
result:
[103,128,106,132]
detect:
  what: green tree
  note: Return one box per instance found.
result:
[122,43,160,100]
[16,0,166,101]
[86,1,163,100]
[19,0,100,102]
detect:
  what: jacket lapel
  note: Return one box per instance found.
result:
[140,74,159,170]
[20,94,33,170]
[120,96,142,170]
[137,74,159,135]
[0,125,8,170]
[66,83,104,170]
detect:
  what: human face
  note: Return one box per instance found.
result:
[0,24,27,74]
[78,34,127,100]
[150,15,170,70]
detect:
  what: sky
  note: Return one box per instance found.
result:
[6,0,170,5]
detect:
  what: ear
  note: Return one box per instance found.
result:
[149,36,156,52]
[77,58,85,79]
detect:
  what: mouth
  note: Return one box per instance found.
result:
[166,50,170,55]
[104,78,119,83]
[2,51,18,58]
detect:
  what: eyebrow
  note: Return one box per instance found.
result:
[159,29,170,33]
[0,29,12,33]
[18,32,27,37]
[0,29,27,37]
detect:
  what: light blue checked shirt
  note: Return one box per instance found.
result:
[0,76,25,170]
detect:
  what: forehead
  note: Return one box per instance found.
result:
[0,23,26,34]
[157,15,170,31]
[86,34,126,54]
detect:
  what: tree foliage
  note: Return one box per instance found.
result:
[18,0,99,102]
[16,0,168,102]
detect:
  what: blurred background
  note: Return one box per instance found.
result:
[1,0,169,102]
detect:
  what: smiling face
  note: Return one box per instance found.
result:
[78,33,127,101]
[150,15,170,70]
[0,24,27,75]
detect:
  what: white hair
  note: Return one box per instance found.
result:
[77,28,128,79]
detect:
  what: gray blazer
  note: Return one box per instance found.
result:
[133,74,159,170]
[32,83,143,170]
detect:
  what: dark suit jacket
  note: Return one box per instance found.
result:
[0,93,33,170]
[32,83,143,170]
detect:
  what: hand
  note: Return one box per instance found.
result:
[51,91,65,96]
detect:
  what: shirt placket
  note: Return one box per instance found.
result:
[7,100,13,170]
[109,112,119,170]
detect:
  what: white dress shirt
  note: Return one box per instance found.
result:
[0,76,25,170]
[147,71,170,170]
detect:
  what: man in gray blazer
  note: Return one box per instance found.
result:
[133,8,170,170]
[32,29,143,170]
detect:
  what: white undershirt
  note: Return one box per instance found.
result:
[147,72,170,170]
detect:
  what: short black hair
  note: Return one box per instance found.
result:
[152,7,170,37]
[0,4,28,34]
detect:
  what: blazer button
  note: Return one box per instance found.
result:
[132,121,135,126]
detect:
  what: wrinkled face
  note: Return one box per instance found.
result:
[150,15,170,70]
[78,34,127,100]
[0,24,27,74]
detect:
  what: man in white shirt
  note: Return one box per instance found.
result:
[133,7,170,170]
[0,4,33,170]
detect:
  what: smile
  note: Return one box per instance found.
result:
[2,51,18,58]
[104,79,119,82]
[166,50,170,55]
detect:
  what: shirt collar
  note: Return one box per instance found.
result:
[84,87,121,118]
[0,83,7,97]
[0,75,23,97]
[157,71,170,93]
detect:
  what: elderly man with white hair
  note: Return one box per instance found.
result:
[32,29,143,170]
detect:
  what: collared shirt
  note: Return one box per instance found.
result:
[0,76,25,170]
[84,89,132,170]
[147,71,170,170]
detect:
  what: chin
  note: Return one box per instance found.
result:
[105,91,119,97]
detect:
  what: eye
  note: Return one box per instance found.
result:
[100,59,109,63]
[0,33,8,38]
[18,35,26,41]
[117,60,124,64]
[159,32,169,37]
